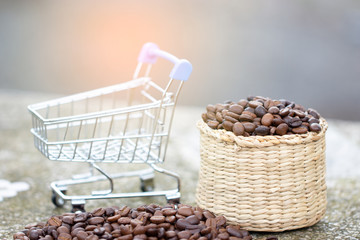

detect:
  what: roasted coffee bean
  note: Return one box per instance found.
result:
[216,112,224,122]
[242,107,254,115]
[276,123,289,136]
[254,126,270,136]
[91,208,105,217]
[76,231,88,240]
[309,117,320,124]
[207,120,219,129]
[238,113,254,122]
[261,113,274,126]
[254,105,267,117]
[242,122,256,133]
[48,217,62,227]
[243,111,257,119]
[215,104,226,112]
[206,111,216,120]
[224,115,239,124]
[233,122,245,136]
[28,230,39,240]
[268,106,279,114]
[150,215,165,224]
[88,217,104,225]
[292,125,308,134]
[63,216,74,225]
[289,116,302,128]
[227,226,243,237]
[248,101,263,108]
[223,121,234,131]
[308,108,320,119]
[178,230,191,239]
[238,99,248,107]
[270,126,276,135]
[57,226,70,234]
[58,233,72,240]
[279,107,290,117]
[310,123,321,132]
[294,109,305,118]
[201,113,207,122]
[206,104,216,113]
[229,104,244,115]
[74,213,87,223]
[215,216,226,227]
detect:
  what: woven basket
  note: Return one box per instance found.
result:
[196,119,328,232]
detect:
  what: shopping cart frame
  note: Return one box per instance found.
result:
[28,43,192,212]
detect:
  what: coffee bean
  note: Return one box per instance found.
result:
[248,101,263,108]
[310,123,321,132]
[223,121,234,131]
[206,104,216,113]
[48,217,62,227]
[216,112,224,122]
[308,108,320,119]
[28,230,39,240]
[254,126,270,136]
[178,230,191,239]
[74,213,87,223]
[91,208,105,217]
[206,111,216,120]
[178,206,194,217]
[261,113,274,126]
[272,118,284,127]
[268,106,279,114]
[232,122,244,136]
[224,115,239,123]
[57,226,70,234]
[244,107,255,114]
[275,123,289,136]
[293,109,305,118]
[215,216,226,227]
[309,117,320,124]
[185,215,200,225]
[215,104,226,112]
[218,232,230,239]
[63,216,74,225]
[175,219,189,230]
[88,217,104,225]
[279,108,290,117]
[254,105,267,118]
[150,215,165,224]
[76,231,88,240]
[292,125,308,134]
[229,104,244,115]
[165,230,177,238]
[238,99,248,107]
[207,120,219,129]
[289,117,302,128]
[238,113,254,122]
[227,226,243,237]
[58,233,72,240]
[201,113,207,122]
[242,122,256,133]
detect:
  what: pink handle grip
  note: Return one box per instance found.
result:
[137,42,192,81]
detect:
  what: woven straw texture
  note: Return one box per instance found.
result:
[196,119,328,232]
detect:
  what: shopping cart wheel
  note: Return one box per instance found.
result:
[166,192,181,205]
[51,190,66,208]
[140,178,155,192]
[71,199,86,213]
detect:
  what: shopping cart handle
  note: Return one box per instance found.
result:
[138,42,192,81]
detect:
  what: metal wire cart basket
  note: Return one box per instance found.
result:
[28,43,192,212]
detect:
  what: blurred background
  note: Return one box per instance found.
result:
[0,0,359,120]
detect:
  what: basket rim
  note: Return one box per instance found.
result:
[197,118,328,148]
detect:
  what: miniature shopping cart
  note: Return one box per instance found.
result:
[28,43,192,212]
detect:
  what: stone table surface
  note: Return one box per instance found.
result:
[0,90,359,240]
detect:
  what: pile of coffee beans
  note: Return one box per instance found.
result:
[13,204,252,240]
[202,96,322,136]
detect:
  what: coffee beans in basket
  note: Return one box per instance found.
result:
[202,96,322,136]
[13,204,252,240]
